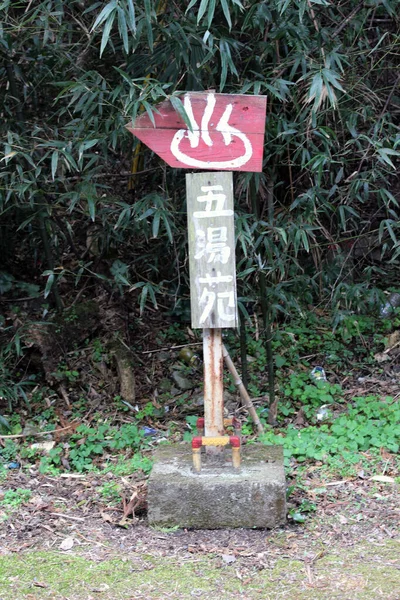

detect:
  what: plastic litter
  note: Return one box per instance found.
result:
[311,367,332,422]
[141,426,158,437]
[316,405,332,422]
[7,461,21,469]
[310,366,327,382]
[380,292,400,318]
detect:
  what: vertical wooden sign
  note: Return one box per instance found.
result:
[186,172,238,329]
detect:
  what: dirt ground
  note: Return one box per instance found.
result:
[0,465,399,599]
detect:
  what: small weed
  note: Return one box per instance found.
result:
[98,481,122,504]
[289,499,317,523]
[0,440,18,464]
[53,363,79,383]
[102,454,153,476]
[92,338,105,363]
[0,488,31,509]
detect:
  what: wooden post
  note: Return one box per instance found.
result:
[203,328,224,455]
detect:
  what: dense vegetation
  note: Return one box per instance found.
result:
[0,1,399,488]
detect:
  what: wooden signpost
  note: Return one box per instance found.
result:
[186,171,237,330]
[127,92,267,172]
[127,91,267,467]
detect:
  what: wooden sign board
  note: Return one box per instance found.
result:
[127,92,267,172]
[186,171,238,329]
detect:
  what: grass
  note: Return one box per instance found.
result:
[0,540,399,599]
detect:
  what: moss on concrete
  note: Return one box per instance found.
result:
[0,539,398,599]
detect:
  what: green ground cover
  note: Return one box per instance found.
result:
[0,540,399,600]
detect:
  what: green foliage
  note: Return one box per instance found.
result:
[91,339,105,363]
[102,454,153,476]
[0,0,398,326]
[282,372,343,420]
[0,415,11,434]
[0,488,32,510]
[38,422,148,473]
[98,481,122,504]
[260,396,400,465]
[0,0,399,491]
[289,499,317,524]
[53,363,80,384]
[0,322,36,410]
[0,273,40,298]
[0,440,18,464]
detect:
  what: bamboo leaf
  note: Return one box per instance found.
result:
[152,209,161,238]
[100,12,116,56]
[186,0,199,13]
[87,197,96,222]
[117,6,129,53]
[91,0,117,31]
[51,150,58,180]
[220,0,232,29]
[170,96,194,132]
[44,273,54,299]
[377,148,399,169]
[139,284,148,315]
[197,0,210,23]
[147,283,158,309]
[161,213,173,243]
[207,0,216,28]
[142,101,156,127]
[0,414,11,432]
[144,0,153,51]
[126,0,136,33]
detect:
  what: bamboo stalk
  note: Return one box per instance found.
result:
[239,311,249,390]
[38,210,63,312]
[222,344,264,435]
[250,179,276,424]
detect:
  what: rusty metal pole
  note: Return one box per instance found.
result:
[203,328,224,456]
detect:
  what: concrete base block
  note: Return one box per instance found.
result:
[148,444,286,529]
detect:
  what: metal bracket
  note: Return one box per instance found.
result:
[191,435,241,472]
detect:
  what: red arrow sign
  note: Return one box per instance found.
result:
[126,92,267,172]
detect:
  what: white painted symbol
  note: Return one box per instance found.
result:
[170,93,253,169]
[199,288,236,324]
[198,273,233,286]
[193,185,233,219]
[194,226,231,264]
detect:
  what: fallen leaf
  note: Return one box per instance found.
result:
[385,330,400,351]
[293,408,306,427]
[33,581,48,588]
[374,352,390,363]
[100,511,113,523]
[59,537,74,551]
[117,517,134,528]
[370,475,396,483]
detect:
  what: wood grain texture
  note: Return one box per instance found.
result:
[127,92,267,172]
[186,171,238,329]
[203,328,224,442]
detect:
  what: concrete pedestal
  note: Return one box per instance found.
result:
[147,444,286,529]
